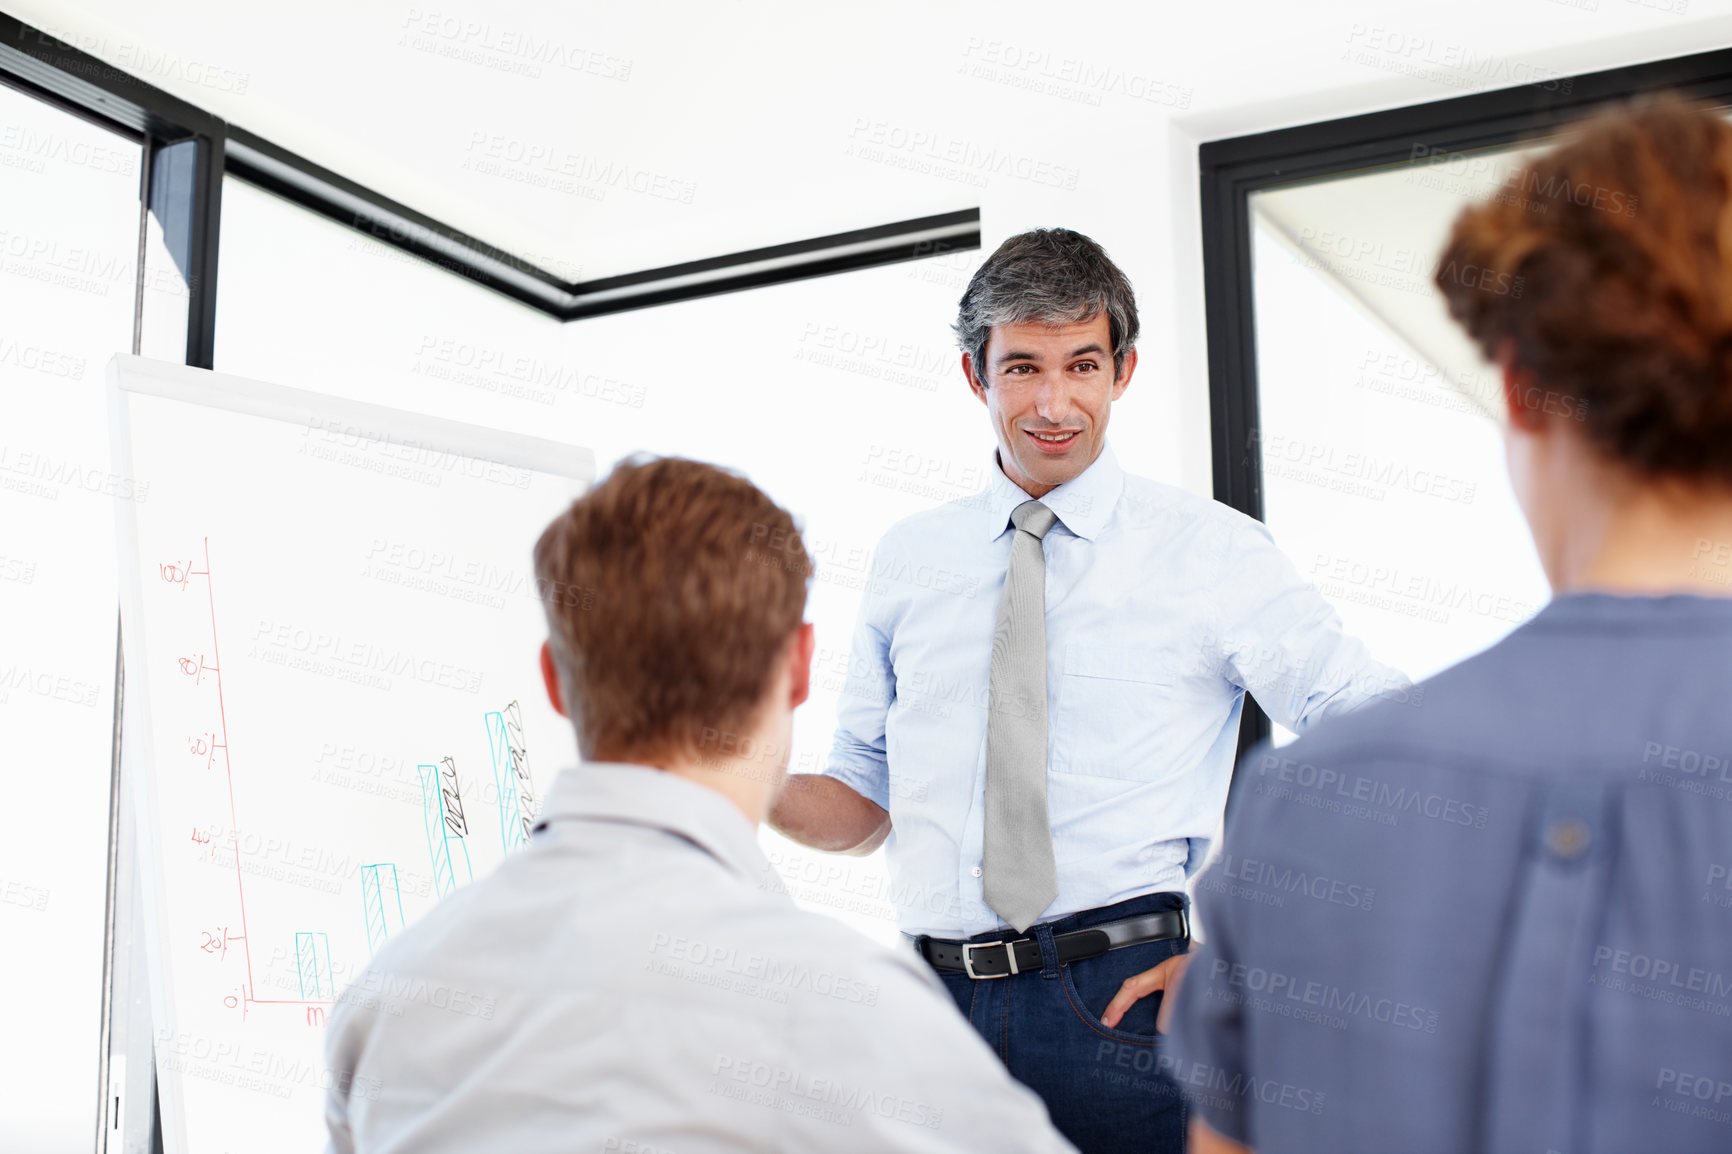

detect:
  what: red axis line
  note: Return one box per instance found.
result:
[200,535,257,996]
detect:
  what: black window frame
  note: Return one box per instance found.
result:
[1200,46,1732,763]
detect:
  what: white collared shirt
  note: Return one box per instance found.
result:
[323,762,1077,1153]
[823,442,1410,936]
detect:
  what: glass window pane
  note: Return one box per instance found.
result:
[0,81,142,1151]
[1248,158,1553,744]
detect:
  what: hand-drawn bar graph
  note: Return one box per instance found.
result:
[359,863,405,956]
[419,757,473,898]
[486,700,539,855]
[294,932,334,999]
[486,708,525,854]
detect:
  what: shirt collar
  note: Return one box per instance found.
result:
[978,440,1123,542]
[533,761,770,880]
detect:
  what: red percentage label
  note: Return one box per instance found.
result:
[158,560,193,591]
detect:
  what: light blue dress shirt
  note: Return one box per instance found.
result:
[822,441,1410,938]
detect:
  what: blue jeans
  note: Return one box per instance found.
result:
[914,892,1189,1154]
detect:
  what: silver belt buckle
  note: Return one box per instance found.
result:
[962,938,1023,979]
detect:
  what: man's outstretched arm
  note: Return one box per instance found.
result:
[769,774,890,855]
[1215,513,1413,731]
[776,546,899,855]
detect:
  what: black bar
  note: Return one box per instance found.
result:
[1200,157,1263,524]
[224,126,981,320]
[1201,47,1732,191]
[185,128,223,368]
[560,209,981,319]
[0,13,220,139]
[222,127,577,316]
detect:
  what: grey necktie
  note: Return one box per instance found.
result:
[983,499,1059,933]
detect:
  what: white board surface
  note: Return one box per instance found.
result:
[107,355,594,1153]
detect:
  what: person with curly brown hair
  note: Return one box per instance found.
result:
[1164,94,1732,1154]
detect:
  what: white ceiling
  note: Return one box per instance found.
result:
[1254,103,1732,423]
[15,0,1732,281]
[1252,142,1549,423]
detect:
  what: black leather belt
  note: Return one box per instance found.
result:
[918,908,1188,979]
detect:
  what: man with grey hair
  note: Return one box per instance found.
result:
[771,228,1407,1153]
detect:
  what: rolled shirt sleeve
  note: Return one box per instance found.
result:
[820,565,898,812]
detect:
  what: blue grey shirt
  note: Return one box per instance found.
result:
[1167,592,1732,1154]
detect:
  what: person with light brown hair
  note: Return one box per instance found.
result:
[1165,94,1732,1154]
[322,456,1077,1153]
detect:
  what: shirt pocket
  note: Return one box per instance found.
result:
[1063,643,1179,685]
[1052,643,1181,781]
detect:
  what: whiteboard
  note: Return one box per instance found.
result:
[107,355,594,1153]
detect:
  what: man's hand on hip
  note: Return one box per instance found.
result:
[1100,948,1193,1032]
